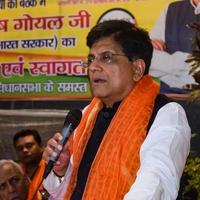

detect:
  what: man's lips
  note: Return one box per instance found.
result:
[10,196,20,200]
[92,78,106,84]
[23,154,31,157]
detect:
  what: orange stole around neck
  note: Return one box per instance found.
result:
[64,75,160,200]
[27,159,46,200]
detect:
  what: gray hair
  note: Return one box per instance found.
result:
[0,159,25,175]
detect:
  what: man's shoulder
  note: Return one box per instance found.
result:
[147,94,171,132]
[169,0,190,9]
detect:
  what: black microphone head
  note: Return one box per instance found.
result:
[64,109,82,130]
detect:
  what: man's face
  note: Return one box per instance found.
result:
[15,135,43,164]
[0,163,29,200]
[193,0,200,5]
[88,37,137,107]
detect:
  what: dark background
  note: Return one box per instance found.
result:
[0,100,90,160]
[0,99,199,160]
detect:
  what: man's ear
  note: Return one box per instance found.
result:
[132,59,145,82]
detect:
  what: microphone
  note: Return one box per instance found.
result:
[43,109,82,179]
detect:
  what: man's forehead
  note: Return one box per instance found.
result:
[16,135,35,144]
[0,164,21,182]
[90,38,121,54]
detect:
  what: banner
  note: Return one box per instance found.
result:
[0,0,174,100]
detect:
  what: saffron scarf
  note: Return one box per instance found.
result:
[27,159,46,200]
[64,75,160,200]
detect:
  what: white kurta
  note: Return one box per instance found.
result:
[44,102,191,200]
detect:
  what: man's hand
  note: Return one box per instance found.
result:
[43,132,70,177]
[151,39,166,51]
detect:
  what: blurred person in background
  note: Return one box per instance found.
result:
[150,0,200,92]
[13,129,48,200]
[13,129,43,179]
[0,159,29,200]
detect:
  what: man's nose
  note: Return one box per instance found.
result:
[89,59,103,72]
[22,146,30,153]
[7,183,15,193]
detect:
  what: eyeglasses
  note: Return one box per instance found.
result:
[82,51,129,68]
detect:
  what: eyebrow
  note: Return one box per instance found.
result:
[0,175,20,183]
[17,142,34,145]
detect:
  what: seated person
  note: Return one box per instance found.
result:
[149,0,200,93]
[0,159,29,200]
[13,129,43,179]
[13,129,48,199]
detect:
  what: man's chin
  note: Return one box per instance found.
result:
[53,165,65,172]
[92,90,107,98]
[10,196,20,200]
[23,155,38,163]
[23,157,32,163]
